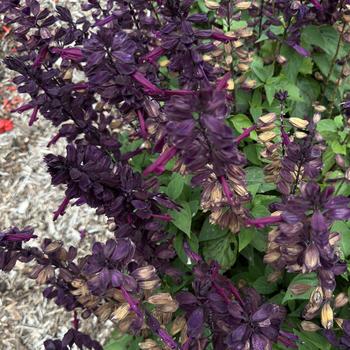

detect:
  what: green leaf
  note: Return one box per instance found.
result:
[244,144,262,165]
[330,140,347,155]
[332,221,350,257]
[202,234,238,270]
[199,218,229,242]
[293,329,331,350]
[317,119,337,139]
[170,202,192,237]
[253,275,277,294]
[322,148,336,175]
[104,334,141,350]
[282,273,318,304]
[251,57,274,82]
[166,173,185,200]
[238,227,255,251]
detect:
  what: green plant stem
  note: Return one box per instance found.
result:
[320,22,347,102]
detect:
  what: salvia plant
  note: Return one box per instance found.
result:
[2,0,350,349]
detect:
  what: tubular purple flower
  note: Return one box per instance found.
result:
[47,133,61,147]
[12,104,34,113]
[234,125,257,143]
[246,215,283,227]
[141,47,166,64]
[33,46,48,67]
[137,110,148,139]
[93,15,114,27]
[71,83,89,91]
[51,47,84,61]
[210,32,235,42]
[132,71,163,95]
[1,232,37,242]
[143,146,177,176]
[53,196,70,221]
[29,106,39,126]
[164,89,195,96]
[184,241,202,264]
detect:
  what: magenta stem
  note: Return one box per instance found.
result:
[245,215,282,227]
[281,127,291,146]
[143,146,177,176]
[72,310,79,331]
[121,287,142,318]
[219,176,234,206]
[227,282,245,307]
[235,125,257,143]
[53,196,70,221]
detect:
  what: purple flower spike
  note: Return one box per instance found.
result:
[53,196,70,221]
[51,47,84,61]
[47,133,61,147]
[0,227,37,242]
[143,146,177,176]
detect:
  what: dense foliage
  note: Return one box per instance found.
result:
[2,0,350,349]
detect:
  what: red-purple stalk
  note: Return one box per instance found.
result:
[137,109,148,139]
[143,146,177,176]
[219,176,234,206]
[234,125,257,143]
[121,287,142,318]
[151,213,173,221]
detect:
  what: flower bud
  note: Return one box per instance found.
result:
[237,63,250,72]
[334,293,349,308]
[259,131,276,143]
[321,302,334,329]
[236,1,252,10]
[335,154,346,169]
[147,293,174,305]
[259,112,276,124]
[303,243,320,271]
[267,270,282,283]
[345,168,350,181]
[335,318,344,328]
[205,0,220,9]
[310,286,324,306]
[301,321,320,332]
[314,72,324,81]
[227,78,235,90]
[139,339,160,350]
[313,112,322,123]
[295,131,308,139]
[289,117,309,129]
[112,303,130,322]
[313,104,326,113]
[241,79,256,89]
[290,284,312,295]
[263,251,280,263]
[276,55,287,65]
